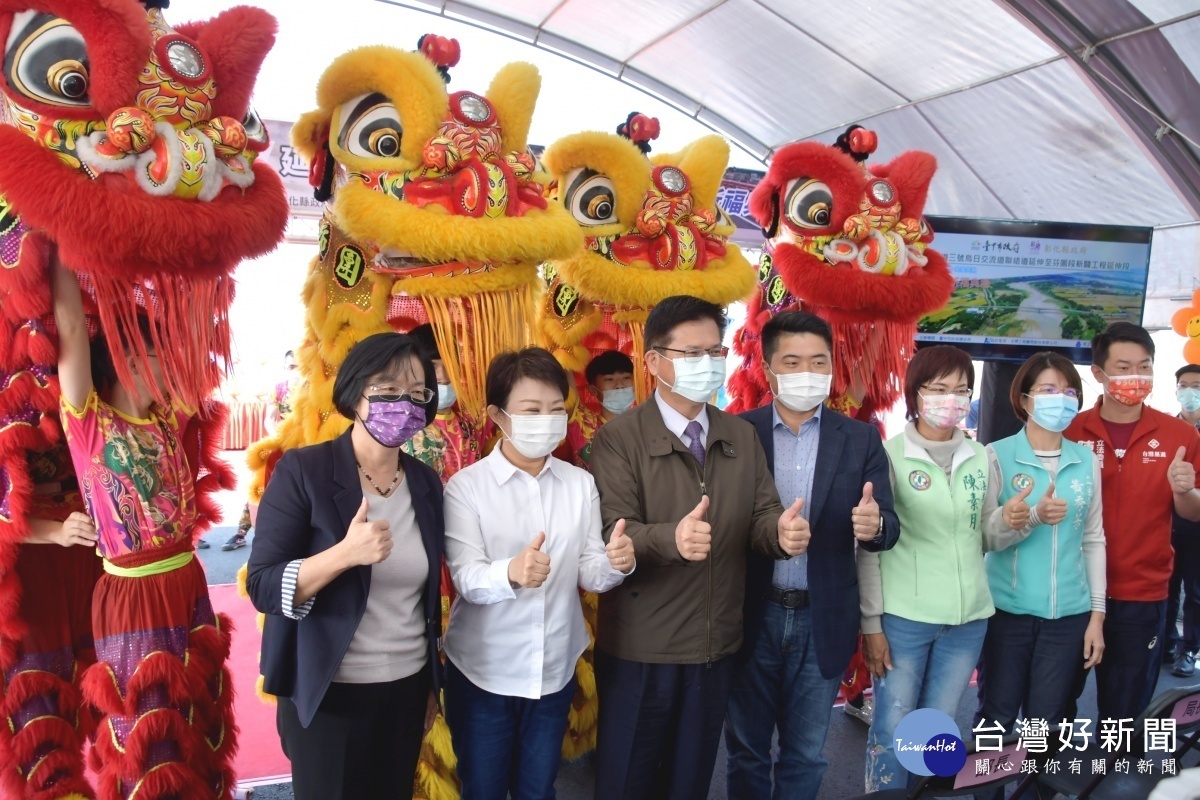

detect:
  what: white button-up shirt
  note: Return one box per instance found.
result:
[654,390,709,450]
[442,445,629,698]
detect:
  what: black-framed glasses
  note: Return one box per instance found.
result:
[654,345,729,363]
[364,386,435,404]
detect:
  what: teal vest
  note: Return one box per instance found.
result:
[882,433,995,626]
[986,430,1096,619]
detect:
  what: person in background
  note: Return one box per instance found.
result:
[860,345,994,791]
[403,323,479,484]
[976,352,1105,749]
[1166,364,1200,677]
[441,347,634,800]
[726,311,900,800]
[556,349,636,469]
[965,397,982,437]
[589,295,810,800]
[247,332,444,800]
[1064,322,1200,721]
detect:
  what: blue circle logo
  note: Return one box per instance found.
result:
[893,708,967,777]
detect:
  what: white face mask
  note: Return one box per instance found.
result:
[437,382,456,411]
[769,368,831,412]
[601,386,635,415]
[502,411,568,459]
[661,355,726,404]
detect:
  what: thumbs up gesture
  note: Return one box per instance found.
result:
[778,498,811,556]
[341,496,393,566]
[851,482,881,542]
[676,495,712,561]
[1002,482,1034,530]
[1035,481,1068,526]
[1170,446,1196,495]
[606,519,635,574]
[509,531,552,588]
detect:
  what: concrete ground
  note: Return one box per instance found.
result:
[201,453,1199,799]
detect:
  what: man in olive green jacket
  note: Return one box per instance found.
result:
[591,296,809,800]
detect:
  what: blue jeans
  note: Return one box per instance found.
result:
[864,614,988,791]
[444,659,576,800]
[725,603,842,800]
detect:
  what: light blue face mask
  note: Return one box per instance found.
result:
[601,386,635,415]
[1179,387,1200,414]
[1027,394,1079,433]
[437,382,456,411]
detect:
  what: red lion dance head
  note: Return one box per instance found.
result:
[728,125,954,419]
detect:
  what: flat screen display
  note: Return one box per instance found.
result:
[915,216,1153,363]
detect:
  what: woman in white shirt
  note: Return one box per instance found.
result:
[443,347,635,800]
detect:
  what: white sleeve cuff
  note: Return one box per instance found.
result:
[282,558,315,620]
[488,558,518,599]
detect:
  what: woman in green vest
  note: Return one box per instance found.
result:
[860,345,994,791]
[976,352,1105,744]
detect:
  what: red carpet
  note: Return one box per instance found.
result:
[210,582,292,786]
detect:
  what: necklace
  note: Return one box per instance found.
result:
[357,460,401,497]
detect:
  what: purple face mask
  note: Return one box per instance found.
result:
[359,399,426,447]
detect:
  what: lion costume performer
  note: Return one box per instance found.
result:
[242,36,577,800]
[536,114,755,757]
[0,2,287,798]
[726,125,953,709]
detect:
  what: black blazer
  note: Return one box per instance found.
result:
[740,403,900,679]
[247,428,444,727]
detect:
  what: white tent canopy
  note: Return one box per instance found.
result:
[381,0,1200,327]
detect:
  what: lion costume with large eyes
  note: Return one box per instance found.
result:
[539,114,755,405]
[0,2,288,799]
[728,126,954,421]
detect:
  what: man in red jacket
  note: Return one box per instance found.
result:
[1065,322,1200,721]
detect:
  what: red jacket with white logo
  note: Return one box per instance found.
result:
[1065,400,1200,601]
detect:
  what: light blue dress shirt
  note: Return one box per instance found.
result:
[771,402,821,590]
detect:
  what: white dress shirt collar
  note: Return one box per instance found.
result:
[485,441,564,485]
[654,390,709,443]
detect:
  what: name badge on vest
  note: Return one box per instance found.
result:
[908,470,932,491]
[1012,474,1034,492]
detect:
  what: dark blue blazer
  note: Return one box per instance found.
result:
[740,403,899,679]
[247,428,444,727]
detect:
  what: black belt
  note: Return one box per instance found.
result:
[768,587,810,609]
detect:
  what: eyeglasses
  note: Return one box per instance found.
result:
[654,345,729,363]
[364,385,435,404]
[1027,385,1080,399]
[920,385,972,398]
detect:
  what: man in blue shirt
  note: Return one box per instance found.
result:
[726,311,900,800]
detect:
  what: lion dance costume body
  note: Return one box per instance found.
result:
[727,126,953,705]
[0,1,287,798]
[537,115,755,757]
[243,37,577,800]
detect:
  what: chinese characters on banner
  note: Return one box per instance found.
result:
[264,119,325,219]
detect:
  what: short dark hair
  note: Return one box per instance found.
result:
[585,350,634,385]
[333,332,436,421]
[91,315,155,395]
[761,311,833,363]
[1009,351,1083,422]
[408,323,440,362]
[1091,322,1154,368]
[643,295,727,352]
[1177,364,1200,381]
[486,347,569,409]
[904,345,974,421]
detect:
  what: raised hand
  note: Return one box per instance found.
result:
[341,497,392,566]
[1035,481,1068,526]
[509,531,552,588]
[606,518,635,574]
[1002,482,1034,530]
[1170,447,1196,495]
[676,495,712,561]
[851,482,881,542]
[777,498,811,557]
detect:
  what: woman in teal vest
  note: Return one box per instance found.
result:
[860,346,994,791]
[977,351,1105,742]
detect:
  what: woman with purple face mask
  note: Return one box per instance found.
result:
[247,332,445,800]
[859,346,995,791]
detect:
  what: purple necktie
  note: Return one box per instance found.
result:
[685,420,706,467]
